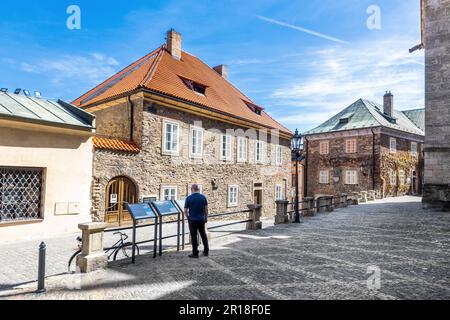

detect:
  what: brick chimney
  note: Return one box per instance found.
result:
[383,91,394,116]
[213,64,228,80]
[167,29,182,60]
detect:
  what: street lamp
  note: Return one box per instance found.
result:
[292,129,305,223]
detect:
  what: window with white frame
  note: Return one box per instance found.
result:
[275,184,283,201]
[256,141,264,163]
[237,137,248,162]
[345,170,358,185]
[162,186,177,201]
[390,137,397,154]
[228,185,238,207]
[411,142,418,157]
[319,170,329,184]
[320,141,329,155]
[345,139,357,154]
[189,126,203,158]
[220,134,232,161]
[390,170,397,186]
[399,170,405,185]
[275,145,282,165]
[163,120,179,154]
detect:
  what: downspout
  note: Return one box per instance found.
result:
[128,96,134,142]
[371,128,376,191]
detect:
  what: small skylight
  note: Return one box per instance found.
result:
[244,100,264,116]
[181,78,206,95]
[339,112,354,124]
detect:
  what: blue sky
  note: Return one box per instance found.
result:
[0,0,424,132]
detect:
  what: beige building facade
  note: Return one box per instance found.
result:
[0,92,95,242]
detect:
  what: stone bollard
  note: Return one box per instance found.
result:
[275,200,289,224]
[76,222,108,273]
[367,190,376,201]
[316,197,326,213]
[302,197,315,217]
[325,196,334,212]
[359,191,368,203]
[351,192,360,205]
[246,204,263,230]
[340,194,348,208]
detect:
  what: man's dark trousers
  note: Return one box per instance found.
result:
[189,220,209,256]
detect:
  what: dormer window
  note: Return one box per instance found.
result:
[244,101,264,116]
[339,112,354,124]
[181,77,206,95]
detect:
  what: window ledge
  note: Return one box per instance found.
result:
[0,219,44,228]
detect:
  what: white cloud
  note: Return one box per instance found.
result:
[268,36,424,131]
[19,53,120,86]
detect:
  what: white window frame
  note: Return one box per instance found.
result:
[228,185,239,207]
[345,139,357,154]
[189,126,203,159]
[411,142,418,157]
[237,136,248,162]
[390,170,397,186]
[162,120,180,155]
[320,141,329,155]
[390,137,397,154]
[275,145,283,165]
[399,170,405,185]
[345,170,358,185]
[255,140,265,163]
[161,186,178,201]
[220,134,232,161]
[319,170,329,184]
[275,184,283,201]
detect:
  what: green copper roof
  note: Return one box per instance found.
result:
[402,109,425,132]
[0,92,94,130]
[304,99,424,136]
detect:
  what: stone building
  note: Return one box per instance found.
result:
[303,93,424,199]
[72,30,292,226]
[422,0,450,210]
[0,90,95,242]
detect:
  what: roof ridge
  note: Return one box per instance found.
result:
[139,45,166,87]
[72,46,164,106]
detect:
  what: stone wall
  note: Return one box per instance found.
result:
[91,97,291,220]
[423,0,450,210]
[305,129,423,199]
[306,132,379,198]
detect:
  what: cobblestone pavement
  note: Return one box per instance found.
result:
[1,196,449,300]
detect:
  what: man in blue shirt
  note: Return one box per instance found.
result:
[184,184,209,258]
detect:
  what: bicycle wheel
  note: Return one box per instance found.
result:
[68,250,82,273]
[113,243,139,261]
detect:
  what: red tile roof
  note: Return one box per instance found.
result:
[73,45,291,135]
[93,136,140,153]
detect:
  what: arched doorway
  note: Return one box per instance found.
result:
[105,176,137,226]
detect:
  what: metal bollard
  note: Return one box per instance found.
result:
[37,242,46,293]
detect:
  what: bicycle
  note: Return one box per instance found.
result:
[68,231,140,273]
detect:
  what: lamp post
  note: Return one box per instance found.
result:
[292,129,305,223]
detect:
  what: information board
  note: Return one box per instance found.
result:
[152,200,179,216]
[126,203,157,220]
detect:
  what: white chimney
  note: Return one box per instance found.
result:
[167,29,182,60]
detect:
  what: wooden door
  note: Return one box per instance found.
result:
[105,177,137,226]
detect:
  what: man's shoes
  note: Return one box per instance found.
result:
[203,252,209,257]
[189,254,199,259]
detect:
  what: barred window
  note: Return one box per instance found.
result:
[320,141,329,155]
[346,139,357,154]
[0,167,43,222]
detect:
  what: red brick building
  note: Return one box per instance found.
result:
[303,93,424,199]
